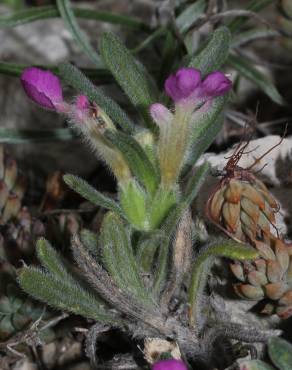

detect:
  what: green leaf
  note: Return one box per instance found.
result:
[147,188,176,230]
[186,96,227,169]
[231,28,279,47]
[59,63,134,133]
[176,0,207,34]
[18,267,115,323]
[268,337,292,370]
[189,240,258,326]
[152,235,170,296]
[119,180,147,230]
[63,174,123,217]
[104,130,159,194]
[0,128,76,144]
[228,0,274,33]
[80,229,99,257]
[183,162,210,205]
[56,0,101,67]
[189,26,231,76]
[100,212,150,303]
[99,32,158,130]
[0,5,149,30]
[36,238,72,281]
[136,234,162,273]
[228,53,285,105]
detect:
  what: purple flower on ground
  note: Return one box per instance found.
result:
[152,359,188,370]
[165,67,201,102]
[201,71,232,97]
[21,67,63,110]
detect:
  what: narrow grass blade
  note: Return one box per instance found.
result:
[0,5,149,30]
[56,0,102,67]
[228,54,285,105]
[228,0,274,33]
[0,128,77,144]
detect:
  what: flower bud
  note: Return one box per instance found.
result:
[21,67,64,110]
[152,359,188,370]
[201,71,232,97]
[164,67,201,101]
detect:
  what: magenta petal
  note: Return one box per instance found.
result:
[176,68,201,94]
[21,67,63,109]
[152,359,188,370]
[165,67,201,101]
[201,71,232,97]
[76,95,90,111]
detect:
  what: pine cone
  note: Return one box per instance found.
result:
[207,175,278,244]
[231,237,292,319]
[0,146,25,225]
[207,171,292,318]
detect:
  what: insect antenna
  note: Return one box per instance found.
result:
[247,124,288,171]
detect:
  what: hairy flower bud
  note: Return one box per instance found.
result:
[165,67,201,102]
[152,359,188,370]
[201,71,232,97]
[21,67,64,111]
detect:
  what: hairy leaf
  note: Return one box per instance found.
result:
[189,240,258,325]
[119,180,147,230]
[99,32,158,130]
[36,238,72,281]
[100,212,150,303]
[64,174,123,217]
[189,27,231,76]
[80,229,99,257]
[105,130,159,194]
[59,63,134,133]
[18,267,115,323]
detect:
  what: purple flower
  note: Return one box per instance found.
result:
[152,359,188,370]
[201,71,232,97]
[165,68,201,102]
[21,67,63,110]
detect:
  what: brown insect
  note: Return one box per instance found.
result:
[205,131,286,244]
[89,102,107,130]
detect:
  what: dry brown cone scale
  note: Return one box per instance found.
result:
[0,146,45,258]
[206,136,292,319]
